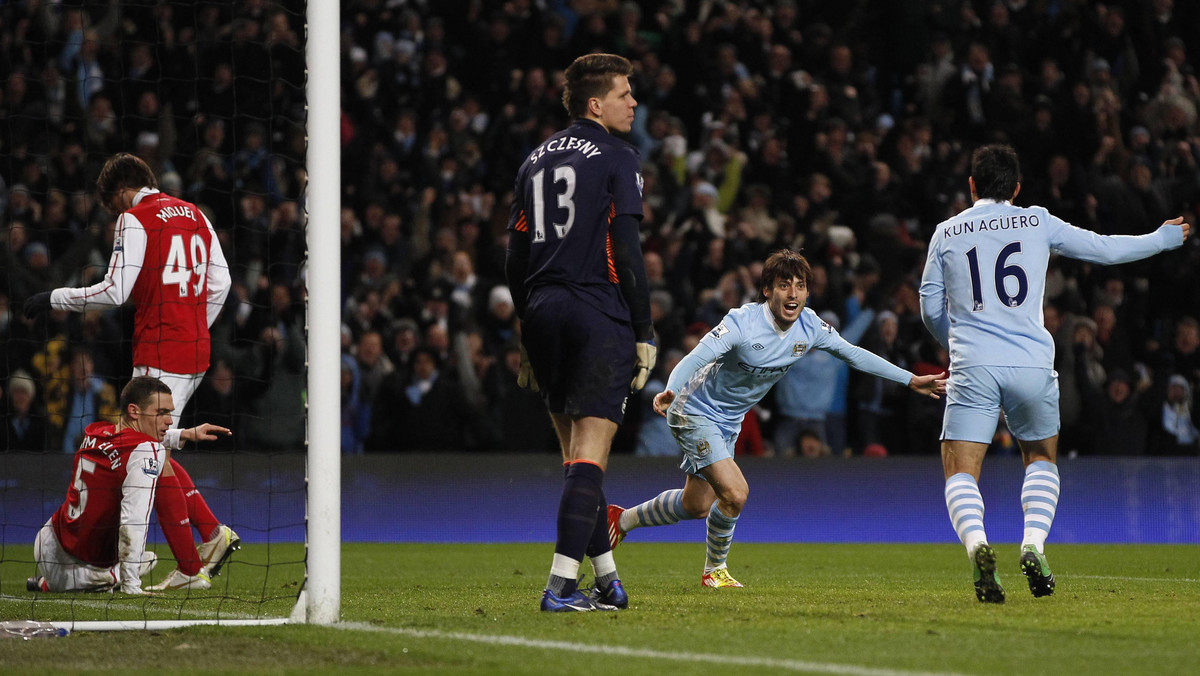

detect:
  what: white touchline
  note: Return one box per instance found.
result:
[334,622,973,676]
[1072,575,1199,583]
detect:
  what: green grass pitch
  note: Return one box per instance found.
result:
[2,542,1198,674]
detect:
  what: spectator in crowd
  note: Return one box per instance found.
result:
[854,310,911,454]
[1082,368,1149,456]
[53,346,119,453]
[182,356,239,453]
[493,343,557,453]
[2,370,50,452]
[367,346,473,452]
[1146,373,1200,455]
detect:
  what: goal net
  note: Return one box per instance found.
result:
[0,0,340,629]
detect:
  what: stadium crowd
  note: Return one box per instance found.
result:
[2,0,1199,457]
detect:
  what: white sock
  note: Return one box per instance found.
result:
[590,551,616,577]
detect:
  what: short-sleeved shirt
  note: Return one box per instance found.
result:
[507,118,643,322]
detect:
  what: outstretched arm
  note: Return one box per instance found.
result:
[1054,216,1189,264]
[164,424,233,451]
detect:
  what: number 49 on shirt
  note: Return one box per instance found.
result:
[162,233,210,297]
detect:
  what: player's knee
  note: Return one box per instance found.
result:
[720,486,748,516]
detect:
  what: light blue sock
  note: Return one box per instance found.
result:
[704,502,738,572]
[622,489,688,532]
[1021,461,1060,553]
[945,473,988,558]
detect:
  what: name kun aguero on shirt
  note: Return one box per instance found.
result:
[944,212,1042,237]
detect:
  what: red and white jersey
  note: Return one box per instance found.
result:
[52,188,232,374]
[52,422,162,582]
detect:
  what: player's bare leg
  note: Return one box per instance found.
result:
[1016,436,1059,597]
[942,439,1003,603]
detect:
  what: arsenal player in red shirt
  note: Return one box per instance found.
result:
[24,154,240,590]
[29,376,230,594]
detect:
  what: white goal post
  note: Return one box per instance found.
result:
[302,0,342,626]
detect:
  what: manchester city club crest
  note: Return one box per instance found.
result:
[792,342,807,356]
[696,440,711,457]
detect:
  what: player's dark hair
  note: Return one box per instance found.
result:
[97,152,158,207]
[562,53,633,119]
[759,249,812,299]
[971,144,1020,201]
[120,376,171,417]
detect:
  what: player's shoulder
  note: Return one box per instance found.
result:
[110,427,161,453]
[793,306,834,335]
[707,303,755,339]
[726,302,761,325]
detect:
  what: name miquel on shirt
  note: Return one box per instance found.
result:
[156,205,195,222]
[945,214,1041,237]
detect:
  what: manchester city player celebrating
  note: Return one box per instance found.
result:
[919,144,1190,603]
[607,249,946,588]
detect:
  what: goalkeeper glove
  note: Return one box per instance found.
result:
[631,340,657,391]
[517,344,539,392]
[23,291,53,320]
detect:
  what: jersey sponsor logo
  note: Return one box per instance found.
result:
[710,323,729,339]
[792,342,807,357]
[751,343,764,350]
[635,172,644,196]
[737,362,791,376]
[696,440,711,458]
[142,457,161,477]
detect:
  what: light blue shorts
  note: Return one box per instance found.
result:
[942,366,1060,444]
[667,411,739,476]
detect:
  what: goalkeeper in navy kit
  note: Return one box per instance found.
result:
[506,53,655,612]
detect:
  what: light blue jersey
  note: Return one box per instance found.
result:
[920,199,1184,370]
[666,302,913,434]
